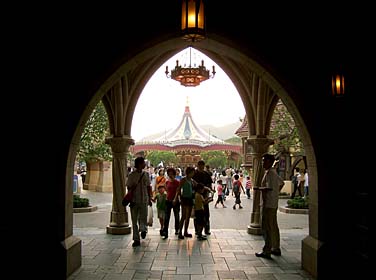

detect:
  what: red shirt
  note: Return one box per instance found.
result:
[165,179,180,201]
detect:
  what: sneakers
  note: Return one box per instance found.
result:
[141,231,147,239]
[197,235,207,241]
[271,249,281,256]
[255,251,272,259]
[132,240,140,247]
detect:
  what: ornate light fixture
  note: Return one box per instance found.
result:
[165,1,215,87]
[165,46,215,87]
[332,73,345,97]
[181,0,206,42]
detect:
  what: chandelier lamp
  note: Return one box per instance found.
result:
[165,47,215,87]
[165,0,215,87]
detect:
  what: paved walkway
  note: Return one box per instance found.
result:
[69,190,312,279]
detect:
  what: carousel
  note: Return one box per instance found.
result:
[130,104,241,168]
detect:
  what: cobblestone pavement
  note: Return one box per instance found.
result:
[70,190,312,279]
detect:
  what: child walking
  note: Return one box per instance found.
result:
[245,176,252,199]
[214,179,226,208]
[152,185,167,236]
[232,174,245,209]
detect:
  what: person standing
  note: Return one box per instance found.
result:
[155,169,166,193]
[214,179,226,208]
[290,167,303,198]
[126,156,152,247]
[193,160,214,235]
[225,166,233,191]
[232,174,245,209]
[175,166,196,239]
[255,153,285,259]
[194,183,209,240]
[152,185,167,236]
[303,169,309,198]
[162,167,181,239]
[245,176,252,199]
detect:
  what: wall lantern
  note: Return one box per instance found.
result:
[181,0,206,42]
[332,74,345,97]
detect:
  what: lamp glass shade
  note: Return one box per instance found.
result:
[181,0,205,41]
[332,74,345,96]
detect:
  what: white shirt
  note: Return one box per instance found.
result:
[126,170,151,204]
[304,172,309,187]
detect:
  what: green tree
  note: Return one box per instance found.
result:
[76,101,112,164]
[200,151,227,169]
[269,100,304,156]
[146,151,178,167]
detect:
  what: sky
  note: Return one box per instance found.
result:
[131,47,246,142]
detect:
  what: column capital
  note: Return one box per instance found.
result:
[246,136,274,155]
[106,135,135,154]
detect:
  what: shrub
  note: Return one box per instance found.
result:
[287,196,309,209]
[73,194,90,208]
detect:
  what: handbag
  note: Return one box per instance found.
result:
[122,172,144,207]
[122,190,133,206]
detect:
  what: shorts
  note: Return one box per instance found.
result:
[157,209,165,219]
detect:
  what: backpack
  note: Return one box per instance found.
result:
[233,181,240,194]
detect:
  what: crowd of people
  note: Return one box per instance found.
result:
[123,154,300,260]
[123,156,255,247]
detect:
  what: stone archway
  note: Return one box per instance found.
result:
[66,37,319,276]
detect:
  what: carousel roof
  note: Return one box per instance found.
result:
[131,103,242,155]
[153,105,225,147]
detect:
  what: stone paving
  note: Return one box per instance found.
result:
[69,227,312,280]
[70,191,312,279]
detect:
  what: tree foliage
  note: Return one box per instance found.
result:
[200,151,227,169]
[269,100,304,156]
[146,151,178,167]
[77,101,112,163]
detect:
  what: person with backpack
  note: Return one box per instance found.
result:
[232,174,245,209]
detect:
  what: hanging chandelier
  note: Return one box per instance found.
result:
[165,46,215,87]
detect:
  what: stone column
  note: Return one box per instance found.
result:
[106,135,135,234]
[242,139,253,175]
[247,136,274,235]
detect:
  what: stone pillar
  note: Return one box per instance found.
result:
[247,136,274,235]
[242,138,253,175]
[106,135,135,234]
